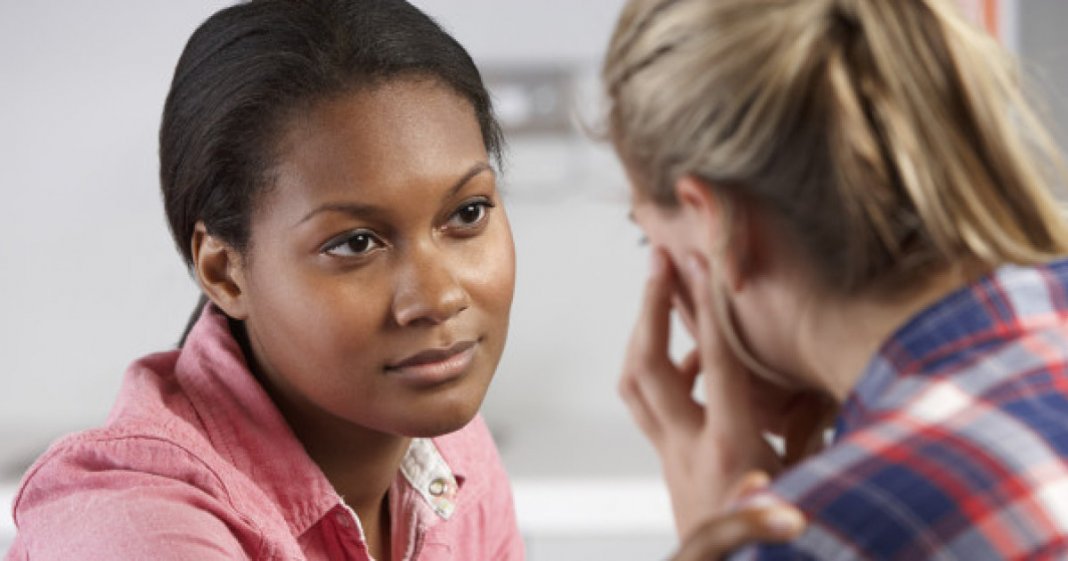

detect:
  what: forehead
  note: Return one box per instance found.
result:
[270,78,487,207]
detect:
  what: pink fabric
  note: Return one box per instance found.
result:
[5,306,524,560]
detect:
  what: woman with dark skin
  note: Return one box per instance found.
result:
[194,76,518,559]
[8,2,521,559]
[6,1,803,559]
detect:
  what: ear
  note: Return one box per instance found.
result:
[673,175,752,293]
[191,221,250,320]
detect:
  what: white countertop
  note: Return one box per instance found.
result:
[512,476,674,537]
[1,482,16,555]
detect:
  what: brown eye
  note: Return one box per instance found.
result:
[457,204,485,224]
[323,230,385,257]
[446,200,493,230]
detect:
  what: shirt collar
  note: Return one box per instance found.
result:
[838,259,1068,434]
[174,304,467,536]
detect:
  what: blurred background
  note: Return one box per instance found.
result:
[1,0,1065,559]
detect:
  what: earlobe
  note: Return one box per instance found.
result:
[191,222,249,320]
[673,175,750,293]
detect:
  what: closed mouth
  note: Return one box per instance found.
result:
[386,340,478,371]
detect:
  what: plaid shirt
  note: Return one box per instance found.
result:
[732,260,1068,560]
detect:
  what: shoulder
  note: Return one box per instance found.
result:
[730,402,1068,560]
[16,426,231,509]
[13,346,241,514]
[22,347,244,503]
[10,428,272,560]
[725,435,952,561]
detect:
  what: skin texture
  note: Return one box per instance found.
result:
[193,78,515,561]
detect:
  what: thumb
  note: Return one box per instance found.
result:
[670,505,806,561]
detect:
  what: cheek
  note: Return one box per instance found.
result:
[463,221,516,321]
[246,255,388,372]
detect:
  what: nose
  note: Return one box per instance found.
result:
[391,244,470,327]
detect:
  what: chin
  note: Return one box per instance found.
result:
[393,401,481,438]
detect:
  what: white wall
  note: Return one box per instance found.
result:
[1017,0,1068,151]
[0,1,228,463]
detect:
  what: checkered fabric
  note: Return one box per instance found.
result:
[731,260,1068,560]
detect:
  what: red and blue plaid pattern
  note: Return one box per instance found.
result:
[732,260,1068,560]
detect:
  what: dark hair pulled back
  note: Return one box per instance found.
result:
[160,0,502,344]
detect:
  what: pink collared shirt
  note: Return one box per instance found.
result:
[5,306,525,560]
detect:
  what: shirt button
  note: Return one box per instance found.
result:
[428,478,449,496]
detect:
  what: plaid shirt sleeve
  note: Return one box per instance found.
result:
[728,261,1068,560]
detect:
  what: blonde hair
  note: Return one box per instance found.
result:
[604,0,1068,296]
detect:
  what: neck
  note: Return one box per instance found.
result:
[270,386,408,561]
[297,415,406,561]
[231,319,407,557]
[794,266,974,403]
[289,412,411,515]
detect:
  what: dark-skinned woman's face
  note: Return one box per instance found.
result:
[234,78,515,437]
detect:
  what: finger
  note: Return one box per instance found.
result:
[679,349,701,386]
[726,471,771,504]
[618,371,661,440]
[624,249,702,428]
[670,506,806,561]
[630,248,673,366]
[682,253,749,412]
[618,249,672,437]
[673,293,698,339]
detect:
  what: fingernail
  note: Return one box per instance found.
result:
[745,494,779,509]
[748,471,771,488]
[733,472,771,501]
[763,507,805,537]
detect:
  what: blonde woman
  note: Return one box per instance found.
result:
[605,0,1068,559]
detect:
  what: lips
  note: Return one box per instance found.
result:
[385,340,478,386]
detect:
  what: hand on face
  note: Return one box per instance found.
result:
[620,248,780,537]
[670,255,838,469]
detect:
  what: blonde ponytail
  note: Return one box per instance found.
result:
[605,0,1068,296]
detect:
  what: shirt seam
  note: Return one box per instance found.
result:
[13,431,269,558]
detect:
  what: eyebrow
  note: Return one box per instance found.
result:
[295,161,495,227]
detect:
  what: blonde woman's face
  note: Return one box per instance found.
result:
[631,203,695,265]
[629,184,805,391]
